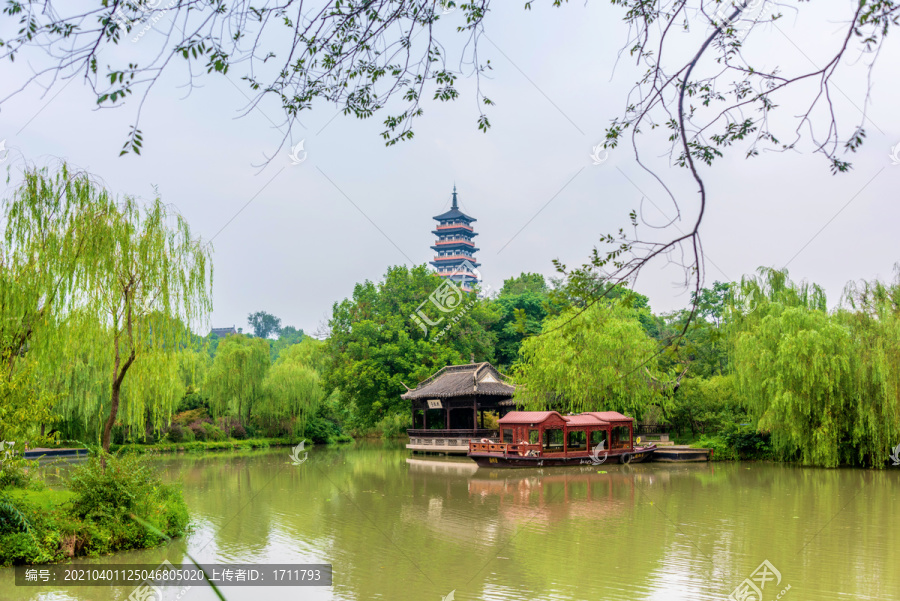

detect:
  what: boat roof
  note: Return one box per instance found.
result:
[499,411,633,426]
[585,411,634,423]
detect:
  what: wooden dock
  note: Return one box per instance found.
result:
[652,446,713,462]
[23,448,89,459]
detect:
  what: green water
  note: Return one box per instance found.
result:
[2,442,899,600]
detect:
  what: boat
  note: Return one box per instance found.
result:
[467,410,657,468]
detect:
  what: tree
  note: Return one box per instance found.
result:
[730,267,900,468]
[326,265,498,428]
[514,299,668,418]
[90,197,211,452]
[656,282,731,379]
[271,325,305,361]
[1,166,212,450]
[499,273,550,297]
[1,165,106,442]
[669,375,745,436]
[491,273,554,368]
[257,339,326,435]
[248,311,282,339]
[206,334,271,422]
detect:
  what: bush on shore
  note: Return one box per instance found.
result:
[0,453,189,567]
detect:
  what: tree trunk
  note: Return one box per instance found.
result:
[101,350,136,454]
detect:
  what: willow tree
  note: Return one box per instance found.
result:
[258,341,326,435]
[1,165,109,442]
[1,165,212,450]
[731,267,900,468]
[839,267,900,466]
[206,334,270,422]
[514,299,667,418]
[78,196,211,451]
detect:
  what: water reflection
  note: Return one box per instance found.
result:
[1,445,898,601]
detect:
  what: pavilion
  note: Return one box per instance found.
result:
[403,361,516,454]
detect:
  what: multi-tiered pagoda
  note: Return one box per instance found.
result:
[430,186,480,292]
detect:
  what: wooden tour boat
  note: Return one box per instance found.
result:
[468,410,657,468]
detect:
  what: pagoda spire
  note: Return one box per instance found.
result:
[451,184,458,209]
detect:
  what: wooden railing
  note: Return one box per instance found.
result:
[635,424,671,435]
[408,429,497,438]
[467,441,542,457]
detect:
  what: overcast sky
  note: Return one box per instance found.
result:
[1,1,898,335]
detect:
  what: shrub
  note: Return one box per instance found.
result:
[692,435,737,461]
[0,455,190,566]
[0,457,43,491]
[374,413,410,439]
[188,420,209,441]
[201,423,226,442]
[231,424,247,439]
[68,453,189,551]
[172,408,210,426]
[304,414,340,444]
[723,424,772,459]
[165,424,195,443]
[177,390,210,412]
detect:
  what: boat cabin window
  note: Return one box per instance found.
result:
[543,428,564,451]
[528,429,539,445]
[502,428,513,443]
[590,430,608,450]
[567,430,587,451]
[611,425,631,449]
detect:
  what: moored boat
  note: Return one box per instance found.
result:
[467,410,656,468]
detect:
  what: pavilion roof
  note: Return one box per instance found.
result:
[401,362,515,400]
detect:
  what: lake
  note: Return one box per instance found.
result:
[2,442,899,600]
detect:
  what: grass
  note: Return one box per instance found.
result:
[6,488,76,510]
[111,434,354,454]
[110,437,303,454]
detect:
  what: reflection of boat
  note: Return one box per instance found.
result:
[467,467,642,524]
[468,411,656,468]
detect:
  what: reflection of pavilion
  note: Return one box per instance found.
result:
[405,457,480,477]
[468,468,640,524]
[404,362,516,454]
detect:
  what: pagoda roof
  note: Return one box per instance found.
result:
[433,207,476,222]
[402,362,515,400]
[432,227,478,236]
[430,261,482,269]
[431,241,479,251]
[433,186,476,222]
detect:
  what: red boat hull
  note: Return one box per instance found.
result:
[469,445,657,468]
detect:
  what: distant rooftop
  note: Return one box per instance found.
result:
[210,326,238,337]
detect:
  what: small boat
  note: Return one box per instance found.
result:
[468,410,657,468]
[23,447,89,459]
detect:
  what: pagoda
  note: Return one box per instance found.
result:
[430,186,480,291]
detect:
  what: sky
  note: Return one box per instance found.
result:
[1,1,898,335]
